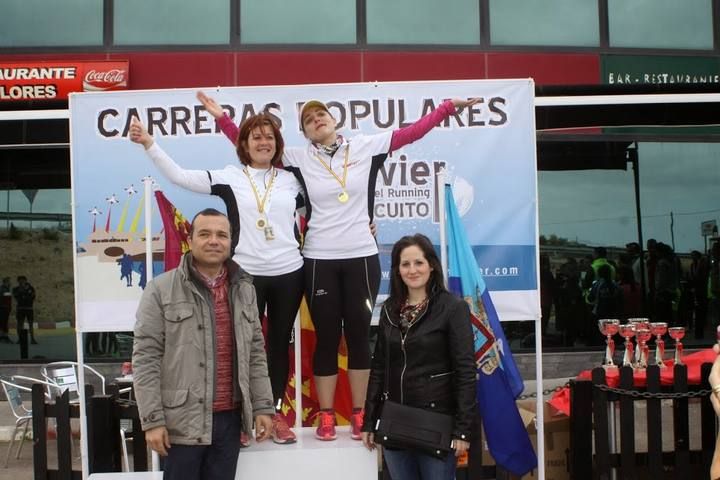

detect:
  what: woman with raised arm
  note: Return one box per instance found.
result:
[198,91,480,441]
[129,113,302,445]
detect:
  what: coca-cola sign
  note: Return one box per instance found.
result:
[0,60,129,101]
[83,67,128,91]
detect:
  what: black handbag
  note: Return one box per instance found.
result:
[373,325,455,458]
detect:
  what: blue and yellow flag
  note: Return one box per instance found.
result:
[445,185,537,476]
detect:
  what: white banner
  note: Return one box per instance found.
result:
[69,79,539,332]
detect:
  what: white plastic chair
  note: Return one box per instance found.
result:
[1,375,55,468]
[40,361,106,401]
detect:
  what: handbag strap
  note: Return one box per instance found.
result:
[382,309,392,400]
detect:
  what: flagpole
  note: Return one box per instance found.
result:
[438,167,448,287]
[294,312,302,428]
[142,176,159,472]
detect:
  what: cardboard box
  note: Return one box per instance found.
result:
[481,400,570,480]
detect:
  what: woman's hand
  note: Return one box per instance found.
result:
[361,431,376,451]
[453,439,470,457]
[128,117,154,150]
[451,98,482,109]
[196,91,225,119]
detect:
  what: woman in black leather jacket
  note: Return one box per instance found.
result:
[361,234,476,480]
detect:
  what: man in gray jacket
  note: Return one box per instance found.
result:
[133,208,274,480]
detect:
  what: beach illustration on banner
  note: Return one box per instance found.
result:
[75,177,177,302]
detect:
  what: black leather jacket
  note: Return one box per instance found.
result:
[362,290,477,441]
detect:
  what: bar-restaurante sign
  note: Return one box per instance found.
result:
[0,60,129,101]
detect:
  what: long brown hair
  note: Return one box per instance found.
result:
[236,113,284,167]
[385,234,447,316]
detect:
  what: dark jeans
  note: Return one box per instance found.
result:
[162,409,242,480]
[383,448,457,480]
[16,308,35,338]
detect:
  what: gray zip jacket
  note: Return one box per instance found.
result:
[132,252,274,445]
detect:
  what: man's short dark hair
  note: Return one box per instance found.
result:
[594,246,607,258]
[189,208,230,237]
[17,275,27,282]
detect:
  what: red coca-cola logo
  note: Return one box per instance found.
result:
[83,68,128,91]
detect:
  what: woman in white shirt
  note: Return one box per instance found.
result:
[129,114,302,445]
[200,92,479,442]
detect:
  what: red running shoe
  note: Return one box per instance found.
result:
[271,413,297,444]
[350,409,364,440]
[315,410,337,441]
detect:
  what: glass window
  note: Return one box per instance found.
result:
[608,0,713,49]
[526,142,720,353]
[366,0,479,45]
[0,0,102,47]
[489,0,598,47]
[0,189,77,361]
[241,0,355,44]
[114,0,229,45]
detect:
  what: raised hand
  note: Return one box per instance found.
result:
[196,91,225,119]
[451,98,482,109]
[128,116,154,150]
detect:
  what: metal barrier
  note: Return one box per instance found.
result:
[570,364,715,479]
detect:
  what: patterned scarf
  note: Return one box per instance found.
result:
[313,134,345,156]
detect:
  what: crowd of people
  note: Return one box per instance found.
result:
[533,240,720,347]
[129,92,479,480]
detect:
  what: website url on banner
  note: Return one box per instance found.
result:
[478,266,520,277]
[381,265,520,280]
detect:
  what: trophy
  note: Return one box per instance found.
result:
[618,323,636,368]
[668,327,686,366]
[634,327,653,370]
[628,318,650,366]
[649,322,668,367]
[598,319,620,368]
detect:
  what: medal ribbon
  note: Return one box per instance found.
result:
[313,146,349,191]
[242,166,276,216]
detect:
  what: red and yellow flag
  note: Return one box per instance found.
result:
[154,191,191,272]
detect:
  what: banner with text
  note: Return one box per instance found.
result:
[69,79,539,332]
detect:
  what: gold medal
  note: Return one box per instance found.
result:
[314,147,351,205]
[244,167,277,232]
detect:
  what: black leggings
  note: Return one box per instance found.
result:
[304,255,381,376]
[253,267,305,406]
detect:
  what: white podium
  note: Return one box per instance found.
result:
[237,427,377,479]
[88,427,377,480]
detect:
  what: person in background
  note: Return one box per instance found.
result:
[688,250,710,339]
[617,265,641,320]
[13,276,37,344]
[133,209,274,480]
[539,254,556,334]
[588,264,623,343]
[361,234,475,480]
[0,277,12,344]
